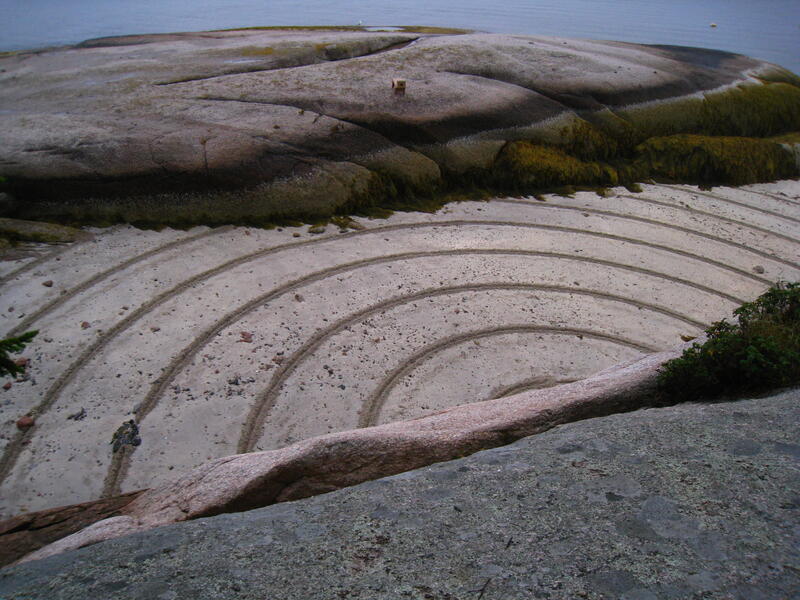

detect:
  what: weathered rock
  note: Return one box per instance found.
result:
[0,491,143,567]
[0,30,797,224]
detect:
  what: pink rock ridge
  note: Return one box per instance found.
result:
[18,344,688,565]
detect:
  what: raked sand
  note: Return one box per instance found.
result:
[0,180,798,519]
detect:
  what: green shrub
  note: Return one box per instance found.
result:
[658,282,800,402]
[0,330,37,377]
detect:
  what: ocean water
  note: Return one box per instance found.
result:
[1,0,799,73]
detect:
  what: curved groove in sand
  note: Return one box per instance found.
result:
[6,226,234,337]
[505,196,800,265]
[491,376,580,400]
[660,184,800,225]
[5,209,779,492]
[616,192,800,245]
[0,243,78,290]
[103,248,721,496]
[360,326,657,428]
[736,188,800,208]
[239,283,701,454]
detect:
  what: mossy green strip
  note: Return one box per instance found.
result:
[635,134,797,186]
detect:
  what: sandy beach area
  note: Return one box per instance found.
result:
[0,180,797,519]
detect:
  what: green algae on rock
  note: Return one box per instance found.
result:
[635,134,797,186]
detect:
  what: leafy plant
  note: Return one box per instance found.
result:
[658,282,800,402]
[0,330,37,377]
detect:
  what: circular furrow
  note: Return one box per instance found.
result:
[243,286,676,454]
[660,184,800,223]
[362,326,653,428]
[0,227,277,446]
[117,248,723,491]
[5,226,233,338]
[512,194,800,264]
[0,243,74,286]
[2,212,777,508]
[1,181,798,517]
[0,226,212,329]
[115,239,729,493]
[0,226,321,508]
[739,184,800,207]
[630,186,800,236]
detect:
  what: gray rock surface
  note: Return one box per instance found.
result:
[1,389,798,599]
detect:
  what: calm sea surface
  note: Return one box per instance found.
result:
[1,0,799,73]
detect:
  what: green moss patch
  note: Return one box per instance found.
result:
[700,83,800,137]
[635,134,797,186]
[491,142,613,191]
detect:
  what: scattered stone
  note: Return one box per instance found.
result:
[13,357,28,368]
[294,294,304,302]
[680,334,697,342]
[150,326,161,333]
[67,408,87,421]
[753,265,765,274]
[272,355,284,365]
[80,321,90,329]
[308,225,326,234]
[16,415,35,430]
[292,233,301,238]
[41,280,53,287]
[111,420,141,453]
[239,331,253,343]
[3,382,11,391]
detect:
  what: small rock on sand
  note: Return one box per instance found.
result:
[16,415,35,430]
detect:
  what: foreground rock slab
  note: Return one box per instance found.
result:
[1,389,797,599]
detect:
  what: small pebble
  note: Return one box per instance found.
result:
[81,321,90,329]
[16,415,35,430]
[753,265,765,274]
[42,280,53,287]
